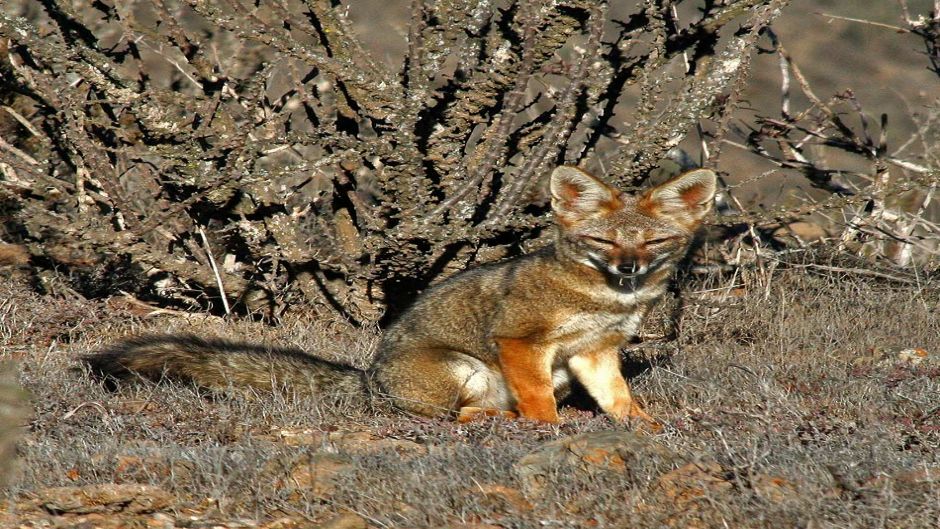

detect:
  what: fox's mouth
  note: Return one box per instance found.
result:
[610,267,647,288]
[607,252,676,286]
[613,261,647,276]
[585,253,650,284]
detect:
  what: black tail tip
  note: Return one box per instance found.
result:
[81,335,173,389]
[80,349,130,391]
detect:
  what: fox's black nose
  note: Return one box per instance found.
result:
[616,262,638,275]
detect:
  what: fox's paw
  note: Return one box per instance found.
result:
[516,401,561,424]
[612,401,662,433]
[635,415,664,434]
[457,406,519,423]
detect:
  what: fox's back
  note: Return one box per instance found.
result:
[378,248,555,365]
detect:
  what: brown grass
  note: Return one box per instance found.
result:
[2,257,938,528]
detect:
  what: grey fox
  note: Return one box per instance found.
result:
[87,166,716,424]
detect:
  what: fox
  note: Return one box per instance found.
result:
[86,165,716,425]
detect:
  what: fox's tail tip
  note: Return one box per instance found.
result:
[81,333,198,380]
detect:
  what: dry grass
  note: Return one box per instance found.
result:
[2,257,938,528]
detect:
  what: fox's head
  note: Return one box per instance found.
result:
[549,165,716,284]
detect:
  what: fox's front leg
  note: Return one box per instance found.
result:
[568,348,656,425]
[496,338,559,423]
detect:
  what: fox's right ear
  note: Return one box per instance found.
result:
[550,166,621,222]
[640,168,717,226]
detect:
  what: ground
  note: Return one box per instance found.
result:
[2,258,938,528]
[2,0,938,526]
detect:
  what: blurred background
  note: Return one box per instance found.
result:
[349,0,938,200]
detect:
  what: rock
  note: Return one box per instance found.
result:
[650,462,734,528]
[514,431,680,495]
[654,462,732,508]
[317,513,369,529]
[329,431,427,456]
[37,483,173,514]
[772,221,827,245]
[113,453,193,483]
[750,474,798,503]
[148,512,176,529]
[0,243,29,266]
[260,517,306,529]
[897,348,929,366]
[863,466,939,497]
[437,523,503,529]
[261,428,426,456]
[260,427,325,446]
[271,453,354,498]
[475,483,532,512]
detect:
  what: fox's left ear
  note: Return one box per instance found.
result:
[550,166,622,222]
[641,168,717,224]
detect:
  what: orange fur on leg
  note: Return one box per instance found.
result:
[457,407,519,423]
[496,338,559,423]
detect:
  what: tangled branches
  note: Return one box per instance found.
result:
[1,0,790,321]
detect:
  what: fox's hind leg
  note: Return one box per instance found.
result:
[373,349,511,419]
[456,407,518,423]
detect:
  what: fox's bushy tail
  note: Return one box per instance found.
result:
[84,334,369,398]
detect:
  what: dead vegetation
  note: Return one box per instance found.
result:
[2,260,938,528]
[0,0,796,322]
[0,368,28,489]
[1,1,935,324]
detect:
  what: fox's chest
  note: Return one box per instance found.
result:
[547,309,644,358]
[546,282,664,352]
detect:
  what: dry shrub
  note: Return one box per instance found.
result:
[0,0,788,322]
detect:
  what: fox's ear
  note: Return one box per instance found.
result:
[550,166,621,221]
[641,168,717,224]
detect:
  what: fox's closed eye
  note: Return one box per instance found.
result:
[646,237,675,246]
[582,235,615,246]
